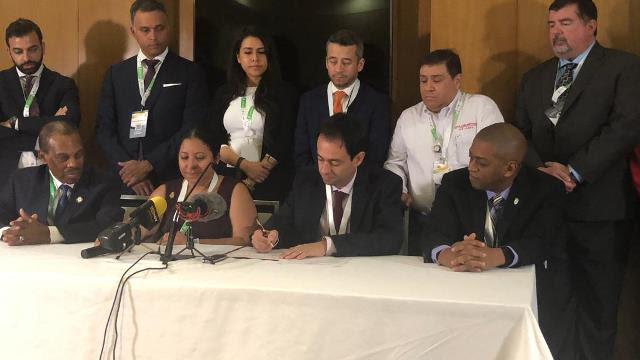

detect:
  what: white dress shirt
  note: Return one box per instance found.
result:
[327,78,360,116]
[384,91,504,212]
[136,47,168,84]
[319,170,357,256]
[222,86,265,163]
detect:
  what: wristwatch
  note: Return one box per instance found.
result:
[7,115,18,129]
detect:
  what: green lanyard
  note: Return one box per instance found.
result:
[240,96,255,129]
[429,92,466,152]
[137,62,159,107]
[47,176,57,225]
[22,77,40,117]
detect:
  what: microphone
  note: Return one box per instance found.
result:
[129,196,168,229]
[81,196,168,258]
[80,245,114,259]
[178,192,227,222]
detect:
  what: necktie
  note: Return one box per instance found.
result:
[22,75,40,117]
[142,59,160,91]
[555,62,577,104]
[332,190,348,233]
[55,184,71,218]
[332,90,347,114]
[487,195,505,247]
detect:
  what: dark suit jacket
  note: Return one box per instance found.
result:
[514,43,640,221]
[294,82,390,168]
[0,165,123,243]
[0,66,80,187]
[423,167,566,267]
[96,51,209,185]
[210,81,298,200]
[267,166,403,256]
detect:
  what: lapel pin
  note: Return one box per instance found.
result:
[514,198,519,205]
[76,196,83,204]
[169,192,175,199]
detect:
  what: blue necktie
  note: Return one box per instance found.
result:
[57,184,71,212]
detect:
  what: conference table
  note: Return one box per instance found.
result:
[0,243,552,359]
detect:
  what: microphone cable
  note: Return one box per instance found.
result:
[98,251,168,360]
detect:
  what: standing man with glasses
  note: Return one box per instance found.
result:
[96,0,208,196]
[0,18,80,189]
[514,1,640,358]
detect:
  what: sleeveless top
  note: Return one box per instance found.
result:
[158,176,237,240]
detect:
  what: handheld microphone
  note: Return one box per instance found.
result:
[178,192,227,222]
[81,196,168,259]
[80,245,114,259]
[129,196,168,229]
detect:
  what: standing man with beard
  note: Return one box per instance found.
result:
[0,121,123,245]
[514,1,640,358]
[0,18,80,189]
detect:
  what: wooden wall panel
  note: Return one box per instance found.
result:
[74,0,180,163]
[391,0,430,121]
[0,0,79,76]
[431,0,518,120]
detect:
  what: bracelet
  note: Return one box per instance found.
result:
[235,156,245,168]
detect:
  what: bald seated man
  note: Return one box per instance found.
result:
[0,121,123,245]
[421,122,574,358]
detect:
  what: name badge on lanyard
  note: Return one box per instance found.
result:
[429,93,466,174]
[23,77,40,117]
[130,61,159,139]
[325,185,353,236]
[130,110,148,138]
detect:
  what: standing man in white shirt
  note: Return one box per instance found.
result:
[0,18,80,189]
[384,49,503,255]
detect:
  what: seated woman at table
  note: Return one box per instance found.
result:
[143,127,257,245]
[210,25,298,202]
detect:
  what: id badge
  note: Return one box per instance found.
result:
[545,101,563,125]
[433,157,449,173]
[129,110,148,138]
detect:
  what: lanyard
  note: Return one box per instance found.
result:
[240,96,255,130]
[325,185,353,236]
[47,176,57,225]
[22,76,40,117]
[428,92,466,155]
[136,61,161,108]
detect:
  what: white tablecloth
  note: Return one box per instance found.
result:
[0,244,552,359]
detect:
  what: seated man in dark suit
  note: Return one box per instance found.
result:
[252,113,403,258]
[423,123,573,358]
[0,121,123,245]
[0,18,80,189]
[294,29,389,169]
[96,0,208,196]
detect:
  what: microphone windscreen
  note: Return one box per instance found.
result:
[149,196,168,217]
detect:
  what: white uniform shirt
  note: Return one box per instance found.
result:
[384,91,504,212]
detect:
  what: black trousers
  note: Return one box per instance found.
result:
[537,255,577,360]
[567,220,631,360]
[409,209,429,256]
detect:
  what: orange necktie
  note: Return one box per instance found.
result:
[333,90,347,114]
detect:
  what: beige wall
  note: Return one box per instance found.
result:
[431,0,640,122]
[0,0,189,163]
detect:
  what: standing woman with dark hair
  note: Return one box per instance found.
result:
[210,26,297,202]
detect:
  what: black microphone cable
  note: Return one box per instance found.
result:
[98,251,168,360]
